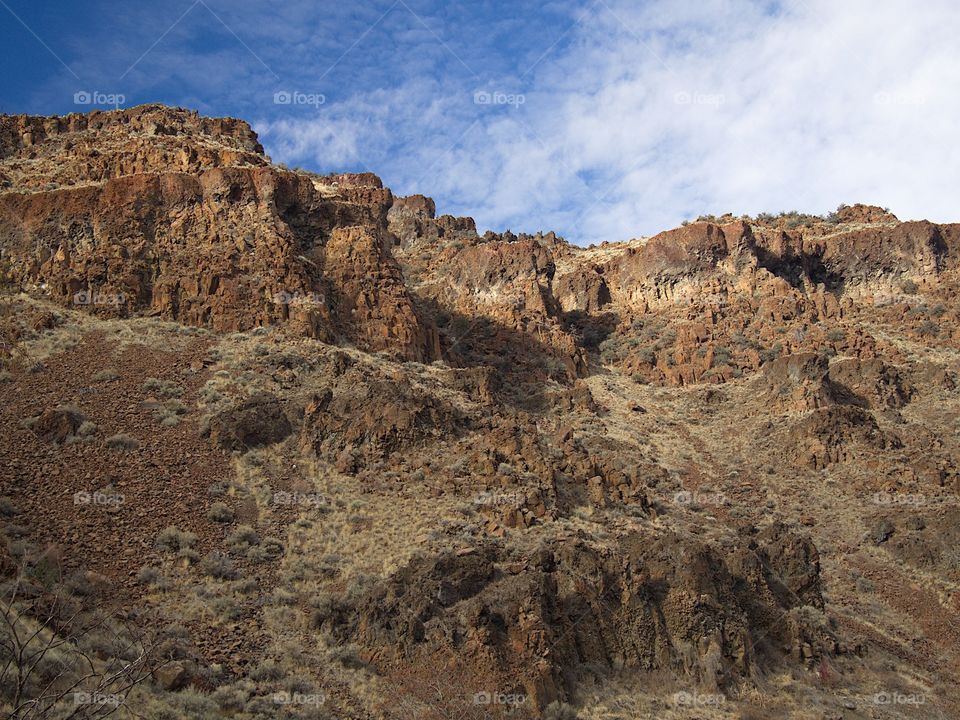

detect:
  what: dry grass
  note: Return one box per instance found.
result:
[2,275,958,719]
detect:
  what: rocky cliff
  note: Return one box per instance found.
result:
[1,106,959,720]
[0,106,437,361]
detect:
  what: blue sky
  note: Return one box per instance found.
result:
[2,0,958,244]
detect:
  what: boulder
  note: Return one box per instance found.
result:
[206,392,292,452]
[789,406,900,469]
[31,407,83,443]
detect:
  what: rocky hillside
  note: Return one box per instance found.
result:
[0,105,958,719]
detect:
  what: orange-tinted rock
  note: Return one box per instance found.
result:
[324,225,438,361]
[835,203,899,224]
[0,107,437,361]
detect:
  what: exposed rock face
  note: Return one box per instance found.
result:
[602,221,755,308]
[386,194,437,247]
[0,105,266,191]
[3,169,323,327]
[553,265,611,314]
[0,106,437,361]
[302,371,464,468]
[324,225,439,360]
[30,406,83,443]
[206,392,292,452]
[803,221,948,295]
[789,405,901,469]
[757,352,834,412]
[885,508,960,580]
[317,525,832,711]
[755,352,918,425]
[835,203,899,224]
[4,105,960,719]
[827,357,913,409]
[756,352,918,420]
[397,227,588,379]
[6,108,957,384]
[392,200,959,389]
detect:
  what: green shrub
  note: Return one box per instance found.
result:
[105,433,139,450]
[143,377,183,398]
[545,701,580,720]
[156,526,196,553]
[164,399,188,415]
[226,525,259,549]
[207,502,234,523]
[247,538,283,563]
[712,346,732,366]
[211,685,249,712]
[760,343,783,363]
[136,565,165,587]
[211,596,241,620]
[248,658,284,682]
[636,348,656,365]
[200,551,236,579]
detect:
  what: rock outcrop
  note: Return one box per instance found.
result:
[3,105,960,719]
[0,106,438,361]
[317,525,833,711]
[789,405,901,469]
[205,392,292,451]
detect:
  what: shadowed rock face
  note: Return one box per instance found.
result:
[789,405,902,469]
[755,353,914,413]
[317,524,831,711]
[205,392,292,452]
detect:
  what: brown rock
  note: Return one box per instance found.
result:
[31,406,83,443]
[154,661,192,691]
[206,392,292,451]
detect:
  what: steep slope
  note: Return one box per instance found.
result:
[0,106,958,720]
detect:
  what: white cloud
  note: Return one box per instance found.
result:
[258,0,960,244]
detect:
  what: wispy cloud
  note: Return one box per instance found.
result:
[4,0,958,244]
[251,0,960,242]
